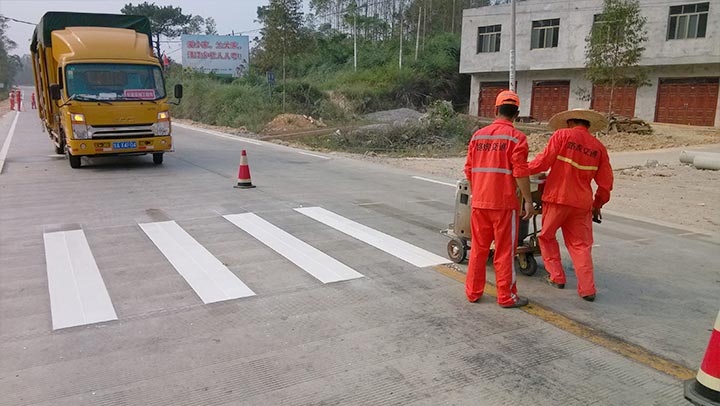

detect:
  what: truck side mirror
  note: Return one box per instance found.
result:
[49,84,62,101]
[174,84,183,99]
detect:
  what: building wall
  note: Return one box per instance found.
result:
[470,63,720,126]
[460,0,720,74]
[461,0,720,126]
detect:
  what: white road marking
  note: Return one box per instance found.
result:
[677,232,699,237]
[224,213,364,283]
[173,123,263,145]
[139,221,256,304]
[296,151,331,160]
[411,176,456,187]
[294,207,449,267]
[592,244,601,248]
[43,229,118,330]
[0,111,20,174]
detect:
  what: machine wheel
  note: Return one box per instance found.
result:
[67,151,81,168]
[153,153,164,165]
[447,238,467,264]
[515,253,538,276]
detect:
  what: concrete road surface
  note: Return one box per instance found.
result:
[1,100,716,405]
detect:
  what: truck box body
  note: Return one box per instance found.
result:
[30,12,174,167]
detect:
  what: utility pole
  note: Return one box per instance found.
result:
[509,0,516,92]
[451,0,456,33]
[354,11,358,71]
[399,1,404,69]
[415,7,421,61]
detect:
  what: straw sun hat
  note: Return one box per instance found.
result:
[548,109,608,134]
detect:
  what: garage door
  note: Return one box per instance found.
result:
[478,82,508,119]
[531,81,570,122]
[591,84,637,118]
[655,78,719,126]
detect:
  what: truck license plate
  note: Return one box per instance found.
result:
[112,141,137,150]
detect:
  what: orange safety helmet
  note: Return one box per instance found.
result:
[495,90,520,107]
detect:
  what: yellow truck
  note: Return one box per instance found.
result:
[30,12,182,168]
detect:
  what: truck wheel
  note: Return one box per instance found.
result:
[153,153,164,165]
[67,152,81,168]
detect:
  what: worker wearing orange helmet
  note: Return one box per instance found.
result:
[15,89,22,112]
[464,90,535,308]
[529,109,613,302]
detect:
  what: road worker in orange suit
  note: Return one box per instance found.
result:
[15,89,22,112]
[529,109,613,302]
[464,90,535,308]
[31,92,36,109]
[9,90,15,111]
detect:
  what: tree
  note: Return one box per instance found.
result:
[121,2,193,58]
[204,17,218,35]
[0,17,21,95]
[585,0,648,113]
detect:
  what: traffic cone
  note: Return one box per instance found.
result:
[685,309,720,405]
[234,150,256,189]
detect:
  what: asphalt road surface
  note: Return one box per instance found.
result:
[1,99,717,405]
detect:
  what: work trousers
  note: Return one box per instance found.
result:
[466,207,519,306]
[539,202,596,297]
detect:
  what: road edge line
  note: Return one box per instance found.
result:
[432,264,696,381]
[0,111,20,175]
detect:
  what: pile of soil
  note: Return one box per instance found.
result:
[262,114,326,134]
[605,114,653,135]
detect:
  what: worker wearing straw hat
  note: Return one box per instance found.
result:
[529,109,613,302]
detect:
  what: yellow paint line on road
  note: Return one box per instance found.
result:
[432,264,695,381]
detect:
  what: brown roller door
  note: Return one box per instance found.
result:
[478,82,507,118]
[531,81,570,122]
[591,84,637,117]
[655,78,719,126]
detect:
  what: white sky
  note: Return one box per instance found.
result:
[0,0,276,56]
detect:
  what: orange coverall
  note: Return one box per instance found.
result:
[15,90,21,112]
[529,126,613,297]
[464,119,530,306]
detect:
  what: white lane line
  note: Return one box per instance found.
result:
[294,207,449,268]
[412,176,456,188]
[0,111,20,174]
[43,229,118,330]
[296,151,331,160]
[677,232,699,237]
[173,123,263,145]
[139,221,256,304]
[224,213,364,284]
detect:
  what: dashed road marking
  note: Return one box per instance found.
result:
[411,176,456,187]
[0,111,20,174]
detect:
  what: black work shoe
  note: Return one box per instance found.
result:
[581,294,596,302]
[500,297,529,308]
[545,276,565,289]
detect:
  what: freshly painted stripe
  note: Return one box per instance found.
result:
[411,176,456,187]
[139,221,255,303]
[432,263,696,381]
[294,207,448,267]
[471,167,512,175]
[0,111,20,174]
[557,155,598,170]
[296,151,331,160]
[471,134,519,143]
[223,213,363,283]
[173,123,263,145]
[43,229,118,330]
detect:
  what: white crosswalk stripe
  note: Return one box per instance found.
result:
[43,229,118,330]
[139,220,256,304]
[223,212,364,283]
[294,207,449,267]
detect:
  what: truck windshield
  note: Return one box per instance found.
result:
[65,63,166,101]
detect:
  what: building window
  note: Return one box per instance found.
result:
[477,25,501,53]
[531,18,560,49]
[667,2,709,39]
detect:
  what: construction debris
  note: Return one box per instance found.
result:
[605,113,653,134]
[262,114,326,134]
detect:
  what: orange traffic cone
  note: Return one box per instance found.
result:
[234,149,256,189]
[685,309,720,405]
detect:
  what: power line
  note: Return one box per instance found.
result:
[0,15,36,25]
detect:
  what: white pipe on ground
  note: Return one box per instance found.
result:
[679,150,718,164]
[693,154,720,171]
